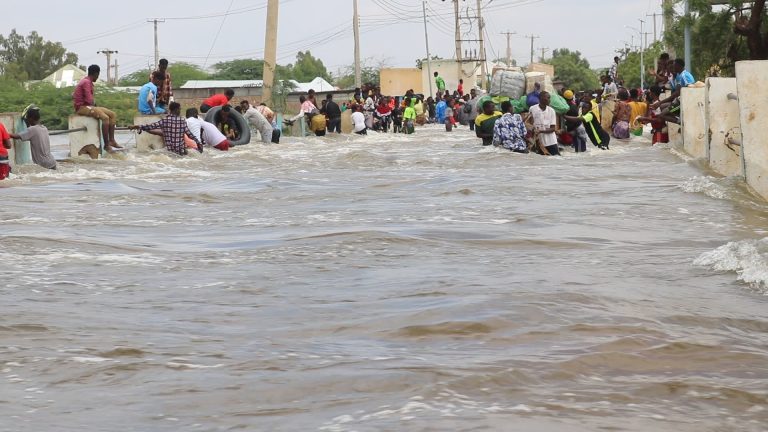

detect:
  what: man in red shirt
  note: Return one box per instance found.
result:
[0,122,11,180]
[200,89,235,113]
[73,65,120,152]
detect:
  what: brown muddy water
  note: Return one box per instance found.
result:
[1,126,767,431]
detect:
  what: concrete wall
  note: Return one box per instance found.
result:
[736,61,768,200]
[0,112,32,165]
[380,68,423,97]
[423,60,482,97]
[681,87,706,158]
[68,116,103,158]
[134,115,165,152]
[706,78,743,178]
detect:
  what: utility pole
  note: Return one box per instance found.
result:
[422,0,433,97]
[97,49,118,85]
[476,0,487,90]
[262,0,279,105]
[453,0,462,79]
[539,47,549,62]
[501,31,517,67]
[526,34,540,65]
[147,18,165,68]
[639,18,645,90]
[663,0,675,55]
[353,0,361,87]
[647,12,661,42]
[684,0,691,74]
[113,57,119,85]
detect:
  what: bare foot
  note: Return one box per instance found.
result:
[104,145,117,153]
[110,140,123,149]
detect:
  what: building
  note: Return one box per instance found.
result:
[380,59,484,97]
[42,65,87,88]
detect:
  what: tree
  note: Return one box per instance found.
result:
[663,0,766,78]
[119,62,210,86]
[288,51,331,82]
[544,49,599,92]
[211,58,265,80]
[333,58,388,89]
[615,42,665,89]
[0,29,78,80]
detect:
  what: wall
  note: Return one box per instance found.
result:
[422,60,482,97]
[527,63,555,77]
[680,86,706,159]
[736,61,768,200]
[380,68,423,97]
[706,78,743,178]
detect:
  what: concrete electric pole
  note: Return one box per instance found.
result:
[501,31,517,67]
[353,0,361,88]
[147,18,165,68]
[97,49,118,84]
[262,0,279,105]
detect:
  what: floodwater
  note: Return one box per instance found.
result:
[1,126,767,432]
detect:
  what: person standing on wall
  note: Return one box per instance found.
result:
[434,71,446,96]
[150,59,173,111]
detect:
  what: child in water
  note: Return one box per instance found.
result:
[444,98,456,132]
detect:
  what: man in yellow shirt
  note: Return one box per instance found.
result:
[627,88,648,134]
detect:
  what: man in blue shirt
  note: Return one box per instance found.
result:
[138,72,166,115]
[435,96,447,124]
[651,58,695,124]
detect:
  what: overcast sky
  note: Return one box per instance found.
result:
[4,0,665,78]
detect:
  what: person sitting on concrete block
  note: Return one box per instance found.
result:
[138,71,166,115]
[73,64,121,152]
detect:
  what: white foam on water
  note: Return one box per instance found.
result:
[694,237,768,291]
[680,176,731,200]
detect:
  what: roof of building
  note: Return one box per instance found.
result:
[43,64,87,88]
[180,77,337,92]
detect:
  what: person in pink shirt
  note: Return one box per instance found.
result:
[73,65,120,152]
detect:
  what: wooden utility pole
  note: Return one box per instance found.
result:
[647,12,661,42]
[539,47,549,62]
[97,49,118,84]
[526,34,540,65]
[353,0,361,87]
[262,0,279,105]
[147,19,165,67]
[476,0,487,90]
[501,31,517,67]
[113,57,119,85]
[453,0,462,79]
[422,0,434,97]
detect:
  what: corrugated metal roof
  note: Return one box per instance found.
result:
[181,77,337,92]
[181,80,264,89]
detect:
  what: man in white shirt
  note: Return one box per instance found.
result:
[529,91,559,156]
[199,120,231,151]
[185,108,204,142]
[240,100,278,144]
[351,105,367,135]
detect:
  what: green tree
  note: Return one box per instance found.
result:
[0,29,78,80]
[211,58,265,80]
[119,62,210,87]
[664,0,765,78]
[334,58,387,89]
[544,49,599,92]
[615,42,665,88]
[288,51,331,82]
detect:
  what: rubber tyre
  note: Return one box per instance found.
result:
[204,106,252,146]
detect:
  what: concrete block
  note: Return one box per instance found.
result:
[681,87,706,158]
[0,113,32,165]
[736,61,768,200]
[68,115,102,158]
[705,78,743,178]
[134,115,165,152]
[341,110,354,134]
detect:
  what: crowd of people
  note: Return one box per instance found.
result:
[0,54,697,180]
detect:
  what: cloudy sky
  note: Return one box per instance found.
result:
[4,0,666,78]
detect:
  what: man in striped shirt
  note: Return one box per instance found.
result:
[130,102,202,155]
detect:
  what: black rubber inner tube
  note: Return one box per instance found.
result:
[204,106,252,146]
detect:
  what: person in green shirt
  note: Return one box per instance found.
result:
[403,103,416,134]
[434,71,446,95]
[474,100,502,146]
